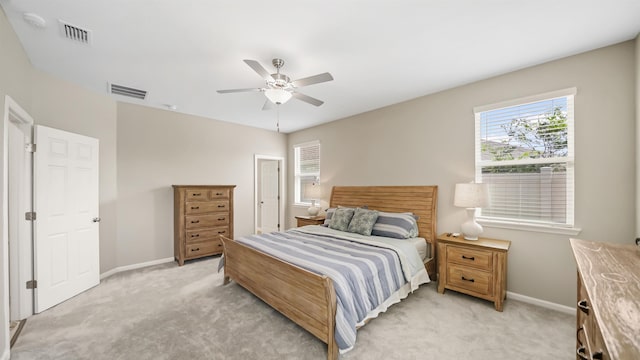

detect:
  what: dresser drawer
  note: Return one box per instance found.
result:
[185,189,209,201]
[185,227,230,243]
[209,188,230,200]
[185,214,230,229]
[447,264,493,296]
[185,200,229,214]
[447,245,492,271]
[185,240,223,257]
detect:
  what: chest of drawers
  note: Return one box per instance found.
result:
[173,185,235,265]
[571,238,640,360]
[437,233,511,311]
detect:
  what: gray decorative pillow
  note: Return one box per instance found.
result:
[328,207,355,232]
[347,208,379,236]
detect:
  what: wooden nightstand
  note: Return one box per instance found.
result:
[295,215,325,227]
[437,233,511,311]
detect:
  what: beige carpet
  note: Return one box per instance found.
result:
[10,257,574,359]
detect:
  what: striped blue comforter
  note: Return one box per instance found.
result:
[234,226,429,352]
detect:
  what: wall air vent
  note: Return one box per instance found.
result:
[109,83,147,100]
[59,20,92,44]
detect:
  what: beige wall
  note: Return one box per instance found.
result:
[288,41,637,307]
[30,70,118,273]
[116,103,286,266]
[0,6,32,359]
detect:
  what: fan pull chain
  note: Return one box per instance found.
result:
[276,104,280,133]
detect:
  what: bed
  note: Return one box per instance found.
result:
[220,185,438,360]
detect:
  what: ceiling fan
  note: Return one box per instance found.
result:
[217,58,333,110]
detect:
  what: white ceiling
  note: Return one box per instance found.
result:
[1,1,639,133]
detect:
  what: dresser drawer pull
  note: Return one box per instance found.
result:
[191,206,200,210]
[216,192,223,196]
[191,234,200,238]
[218,205,225,208]
[218,217,226,221]
[577,299,589,315]
[218,230,226,234]
[191,220,200,224]
[461,255,475,261]
[192,193,202,197]
[576,346,589,360]
[191,247,200,252]
[461,276,475,282]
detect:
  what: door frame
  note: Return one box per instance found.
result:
[6,98,34,321]
[3,95,35,351]
[253,155,285,234]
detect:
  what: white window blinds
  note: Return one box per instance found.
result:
[294,141,320,204]
[474,88,576,227]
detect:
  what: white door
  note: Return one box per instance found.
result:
[260,160,280,233]
[34,125,100,313]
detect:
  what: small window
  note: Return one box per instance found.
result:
[294,141,320,205]
[474,88,576,227]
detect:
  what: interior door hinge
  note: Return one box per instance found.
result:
[25,143,36,152]
[25,212,36,221]
[26,280,37,289]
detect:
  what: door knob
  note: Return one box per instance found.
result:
[92,217,101,223]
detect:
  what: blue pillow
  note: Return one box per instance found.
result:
[371,211,419,239]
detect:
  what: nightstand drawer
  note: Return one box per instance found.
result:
[447,264,493,296]
[447,245,492,271]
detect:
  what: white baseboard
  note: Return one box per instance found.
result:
[507,291,574,315]
[100,257,174,280]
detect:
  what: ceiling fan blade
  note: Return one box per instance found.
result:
[244,59,273,81]
[291,72,334,88]
[262,99,274,111]
[292,92,324,106]
[216,88,262,94]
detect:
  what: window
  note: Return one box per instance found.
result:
[294,141,320,205]
[474,88,576,229]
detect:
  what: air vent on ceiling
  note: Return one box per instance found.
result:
[109,83,148,100]
[59,20,92,44]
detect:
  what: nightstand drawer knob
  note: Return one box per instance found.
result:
[191,247,200,252]
[191,206,200,210]
[191,234,200,238]
[218,217,226,221]
[191,220,200,224]
[462,255,475,260]
[577,299,589,315]
[461,276,475,282]
[218,205,225,208]
[218,230,226,234]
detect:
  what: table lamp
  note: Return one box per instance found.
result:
[304,182,321,216]
[454,183,489,240]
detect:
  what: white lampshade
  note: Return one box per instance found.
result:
[454,183,489,240]
[454,183,489,208]
[264,88,292,104]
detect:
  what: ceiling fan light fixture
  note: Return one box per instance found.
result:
[264,88,292,104]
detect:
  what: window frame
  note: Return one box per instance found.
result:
[293,140,320,206]
[473,88,581,235]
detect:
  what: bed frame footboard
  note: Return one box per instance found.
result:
[220,236,338,360]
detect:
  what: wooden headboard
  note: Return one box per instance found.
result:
[329,185,438,251]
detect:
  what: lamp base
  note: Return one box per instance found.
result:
[307,200,320,216]
[460,208,483,241]
[307,206,320,216]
